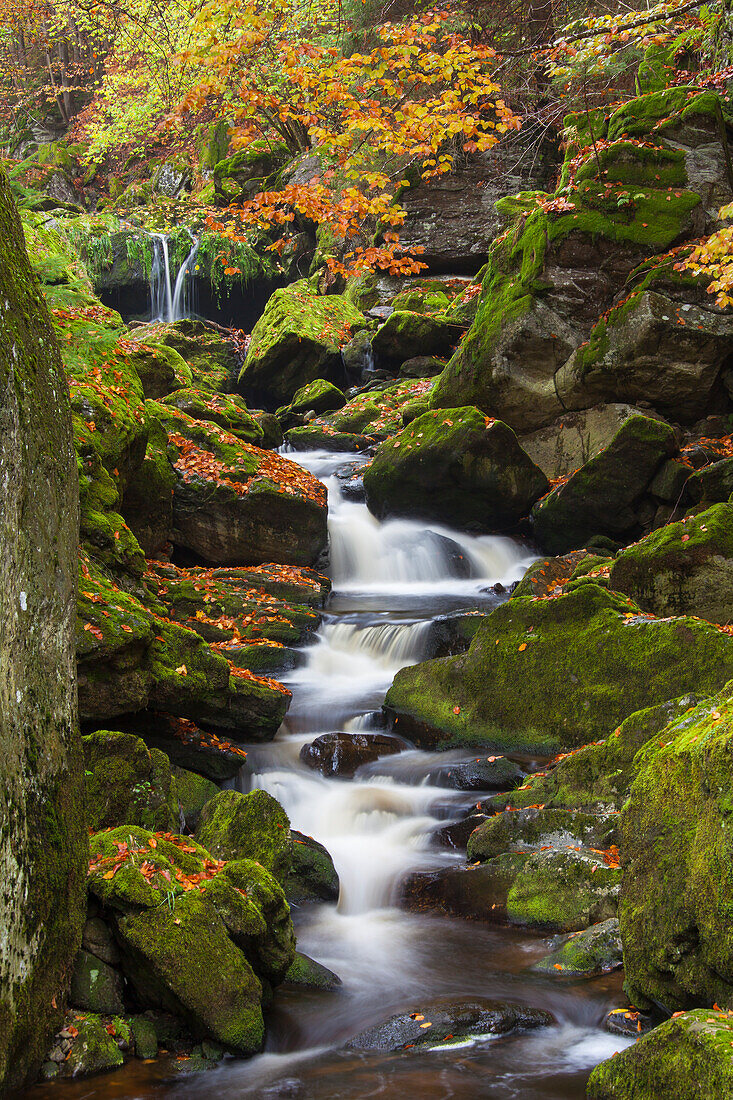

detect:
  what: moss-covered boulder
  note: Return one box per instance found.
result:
[120,414,176,557]
[519,403,661,480]
[620,685,733,1011]
[608,504,733,621]
[385,585,733,754]
[239,281,366,406]
[69,949,125,1014]
[587,1009,733,1099]
[152,402,327,566]
[466,805,617,863]
[162,388,264,445]
[126,341,189,400]
[284,952,342,991]
[286,377,435,451]
[531,415,677,554]
[44,1012,128,1078]
[556,290,733,422]
[131,320,240,394]
[371,310,463,366]
[286,831,340,905]
[364,408,548,530]
[281,379,346,417]
[0,172,86,1091]
[531,918,622,977]
[194,789,291,882]
[87,827,295,1051]
[172,766,219,830]
[83,730,180,832]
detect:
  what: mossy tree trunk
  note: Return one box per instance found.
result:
[0,169,85,1093]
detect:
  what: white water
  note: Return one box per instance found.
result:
[172,450,633,1099]
[150,230,200,322]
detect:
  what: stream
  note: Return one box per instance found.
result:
[33,449,632,1100]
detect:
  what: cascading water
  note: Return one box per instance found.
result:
[167,450,633,1099]
[150,230,200,322]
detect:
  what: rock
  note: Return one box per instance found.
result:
[346,998,554,1052]
[162,388,264,444]
[531,918,622,977]
[281,379,346,417]
[486,695,700,816]
[171,766,219,830]
[603,1006,657,1038]
[608,503,733,621]
[403,846,619,931]
[519,403,663,480]
[300,732,405,778]
[284,952,342,991]
[121,415,177,557]
[531,415,677,554]
[0,172,85,1091]
[364,407,548,530]
[620,685,733,1011]
[49,1013,128,1078]
[511,550,600,599]
[194,789,292,883]
[131,320,240,394]
[687,455,733,504]
[286,425,372,452]
[371,311,463,367]
[559,291,733,422]
[152,402,328,566]
[435,756,525,791]
[399,355,446,378]
[384,585,733,754]
[213,141,289,198]
[69,949,125,1014]
[239,280,366,406]
[152,161,191,197]
[466,806,617,863]
[286,831,340,905]
[82,916,121,967]
[130,1016,158,1059]
[586,1009,733,1099]
[83,730,180,832]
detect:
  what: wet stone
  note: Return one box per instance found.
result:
[300,732,407,778]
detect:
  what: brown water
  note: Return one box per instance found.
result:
[29,450,631,1100]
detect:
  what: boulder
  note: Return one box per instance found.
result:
[300,732,405,778]
[120,415,176,557]
[466,806,617,863]
[620,686,733,1011]
[587,1009,733,1099]
[44,1013,129,1079]
[131,320,240,394]
[286,831,340,905]
[162,388,264,444]
[152,402,328,566]
[346,998,554,1052]
[0,174,85,1091]
[531,415,677,554]
[385,585,733,754]
[531,918,622,977]
[371,311,463,367]
[434,755,525,791]
[556,291,733,422]
[83,729,180,832]
[519,403,663,480]
[403,846,619,931]
[194,789,292,883]
[126,341,190,399]
[69,949,125,1014]
[281,379,346,417]
[364,407,548,530]
[284,952,342,991]
[609,503,733,621]
[171,766,219,830]
[239,281,366,406]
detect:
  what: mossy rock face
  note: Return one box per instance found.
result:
[364,407,548,531]
[466,806,616,864]
[609,504,733,621]
[83,729,180,832]
[285,425,372,452]
[531,415,677,555]
[511,550,597,600]
[46,1012,127,1078]
[286,830,340,905]
[115,889,265,1053]
[557,291,733,421]
[487,695,700,817]
[283,379,346,417]
[151,402,328,567]
[371,310,463,366]
[687,456,733,505]
[195,789,292,882]
[403,846,619,931]
[120,413,176,557]
[620,684,733,1011]
[127,341,188,400]
[385,585,733,754]
[172,766,219,830]
[239,281,366,406]
[69,949,125,1014]
[531,918,622,977]
[0,173,86,1091]
[132,320,240,394]
[284,952,342,991]
[586,1009,733,1099]
[162,388,263,445]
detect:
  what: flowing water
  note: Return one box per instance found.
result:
[150,232,200,322]
[32,450,633,1100]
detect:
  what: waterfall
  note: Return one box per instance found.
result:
[150,229,199,322]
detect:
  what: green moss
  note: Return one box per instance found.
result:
[194,789,291,883]
[607,87,731,141]
[531,918,622,977]
[385,585,733,754]
[172,766,219,830]
[83,730,179,832]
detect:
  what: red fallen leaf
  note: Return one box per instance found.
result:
[681,534,690,542]
[553,964,563,970]
[453,706,461,715]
